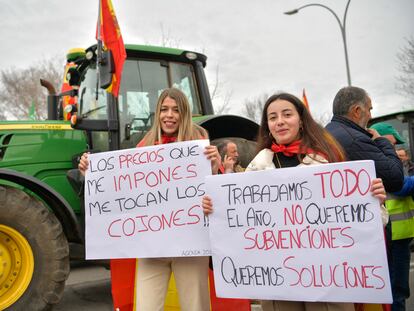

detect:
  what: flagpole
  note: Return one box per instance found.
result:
[95,0,102,101]
[284,0,352,86]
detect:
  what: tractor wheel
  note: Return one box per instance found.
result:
[212,137,257,169]
[0,186,70,310]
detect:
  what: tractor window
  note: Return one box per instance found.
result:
[118,59,201,149]
[170,63,201,115]
[78,66,108,120]
[78,58,202,151]
[118,59,169,148]
[78,65,109,151]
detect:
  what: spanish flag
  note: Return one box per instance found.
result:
[354,303,390,311]
[96,0,126,97]
[302,88,309,110]
[110,259,250,310]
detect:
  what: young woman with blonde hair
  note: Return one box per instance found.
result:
[139,88,208,145]
[80,87,221,311]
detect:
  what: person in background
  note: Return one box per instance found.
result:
[218,140,244,173]
[204,92,387,311]
[79,88,221,311]
[370,122,414,311]
[325,86,403,193]
[396,147,414,176]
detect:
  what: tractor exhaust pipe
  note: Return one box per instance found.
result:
[40,79,59,120]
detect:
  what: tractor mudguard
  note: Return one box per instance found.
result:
[0,168,82,243]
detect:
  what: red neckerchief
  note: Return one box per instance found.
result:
[271,140,301,156]
[271,140,317,157]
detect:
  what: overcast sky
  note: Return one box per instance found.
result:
[1,0,413,121]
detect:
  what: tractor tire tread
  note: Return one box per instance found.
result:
[0,186,70,310]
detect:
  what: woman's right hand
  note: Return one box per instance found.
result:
[78,152,90,176]
[202,195,214,215]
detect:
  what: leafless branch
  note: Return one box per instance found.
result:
[396,37,414,100]
[0,57,63,120]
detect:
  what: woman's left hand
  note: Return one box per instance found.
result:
[204,145,221,175]
[371,178,386,205]
[202,195,214,215]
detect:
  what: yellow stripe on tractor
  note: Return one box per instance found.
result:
[0,124,73,130]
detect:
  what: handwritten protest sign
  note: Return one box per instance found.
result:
[85,140,211,259]
[205,160,392,303]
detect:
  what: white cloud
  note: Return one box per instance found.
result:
[0,0,413,120]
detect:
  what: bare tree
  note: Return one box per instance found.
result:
[0,57,63,120]
[159,23,181,48]
[242,93,270,123]
[213,89,233,114]
[396,37,414,100]
[209,64,232,114]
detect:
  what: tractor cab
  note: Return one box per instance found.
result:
[65,44,216,153]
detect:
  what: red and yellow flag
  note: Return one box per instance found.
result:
[97,0,126,97]
[354,303,390,311]
[110,259,250,311]
[302,88,309,110]
[110,259,136,311]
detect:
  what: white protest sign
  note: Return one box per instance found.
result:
[206,160,392,303]
[85,139,212,259]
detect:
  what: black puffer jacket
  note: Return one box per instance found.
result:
[326,115,403,192]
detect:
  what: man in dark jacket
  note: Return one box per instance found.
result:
[325,86,403,192]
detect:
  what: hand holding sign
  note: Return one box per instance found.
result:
[84,140,212,259]
[205,160,391,304]
[78,152,90,176]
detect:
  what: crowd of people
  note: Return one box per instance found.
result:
[79,86,412,311]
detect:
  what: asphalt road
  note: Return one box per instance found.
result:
[54,260,414,310]
[54,262,112,311]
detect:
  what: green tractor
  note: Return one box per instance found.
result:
[0,44,258,310]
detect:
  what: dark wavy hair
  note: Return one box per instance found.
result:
[256,93,345,163]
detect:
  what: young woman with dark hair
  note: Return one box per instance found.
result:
[255,92,345,165]
[203,92,387,311]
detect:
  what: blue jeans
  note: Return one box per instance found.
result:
[387,225,412,311]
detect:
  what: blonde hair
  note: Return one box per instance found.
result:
[142,88,208,146]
